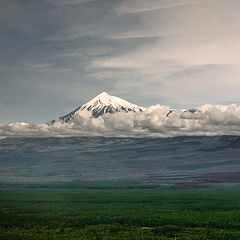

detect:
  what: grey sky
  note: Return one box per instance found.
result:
[1,0,240,123]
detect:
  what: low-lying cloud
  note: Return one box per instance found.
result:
[1,104,240,138]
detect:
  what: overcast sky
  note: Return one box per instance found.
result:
[1,0,240,123]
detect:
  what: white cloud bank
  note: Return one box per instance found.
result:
[1,104,240,138]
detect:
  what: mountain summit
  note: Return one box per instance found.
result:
[49,92,145,124]
[81,92,145,117]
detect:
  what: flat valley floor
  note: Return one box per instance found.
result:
[1,187,240,240]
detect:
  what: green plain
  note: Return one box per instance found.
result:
[0,187,240,239]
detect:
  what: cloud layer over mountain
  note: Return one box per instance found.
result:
[1,103,240,138]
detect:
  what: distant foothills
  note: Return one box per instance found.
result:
[1,92,240,137]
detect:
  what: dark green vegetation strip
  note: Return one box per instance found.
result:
[0,188,240,239]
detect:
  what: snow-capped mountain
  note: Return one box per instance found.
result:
[49,92,146,124]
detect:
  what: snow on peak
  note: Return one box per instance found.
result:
[50,92,146,124]
[79,92,146,118]
[85,92,115,106]
[83,92,144,110]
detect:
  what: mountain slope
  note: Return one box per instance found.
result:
[49,92,145,124]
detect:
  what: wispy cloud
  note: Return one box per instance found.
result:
[47,0,95,6]
[114,0,201,15]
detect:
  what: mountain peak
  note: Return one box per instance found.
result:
[50,92,146,124]
[88,92,114,106]
[82,92,145,117]
[98,91,110,97]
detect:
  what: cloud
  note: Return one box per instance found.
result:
[92,0,240,106]
[47,0,95,6]
[2,104,240,138]
[114,0,200,15]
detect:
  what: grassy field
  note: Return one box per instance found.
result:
[0,187,240,239]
